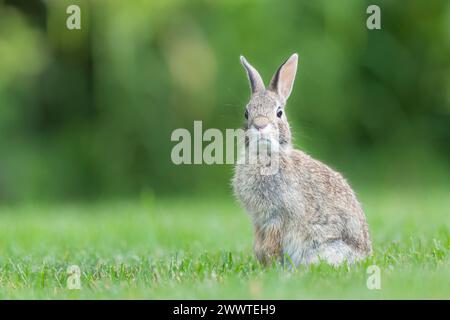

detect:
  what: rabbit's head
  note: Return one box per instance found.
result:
[240,54,298,151]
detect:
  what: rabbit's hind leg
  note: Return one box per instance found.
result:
[308,240,360,266]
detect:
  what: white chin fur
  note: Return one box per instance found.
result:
[247,129,280,155]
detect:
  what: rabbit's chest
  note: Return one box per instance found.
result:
[234,165,300,219]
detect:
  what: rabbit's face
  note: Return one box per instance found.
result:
[244,91,291,149]
[240,54,298,151]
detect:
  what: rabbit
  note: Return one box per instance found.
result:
[232,53,372,267]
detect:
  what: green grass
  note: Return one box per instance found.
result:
[0,188,448,299]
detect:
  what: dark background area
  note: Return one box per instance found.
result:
[0,0,449,202]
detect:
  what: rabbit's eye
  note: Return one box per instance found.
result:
[277,109,283,118]
[244,109,249,120]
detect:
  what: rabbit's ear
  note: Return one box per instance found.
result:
[240,56,265,94]
[268,53,298,103]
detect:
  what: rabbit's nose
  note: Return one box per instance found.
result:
[253,116,269,130]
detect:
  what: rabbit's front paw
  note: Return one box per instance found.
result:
[254,224,282,265]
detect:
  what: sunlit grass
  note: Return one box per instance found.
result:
[0,188,448,299]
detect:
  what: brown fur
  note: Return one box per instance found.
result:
[254,223,283,265]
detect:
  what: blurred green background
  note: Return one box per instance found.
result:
[0,0,449,202]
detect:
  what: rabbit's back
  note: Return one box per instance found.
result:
[289,150,372,255]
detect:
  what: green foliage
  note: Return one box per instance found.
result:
[0,0,449,200]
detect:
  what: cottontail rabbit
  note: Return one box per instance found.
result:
[232,54,372,266]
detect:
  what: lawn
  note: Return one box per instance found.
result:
[0,187,448,299]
